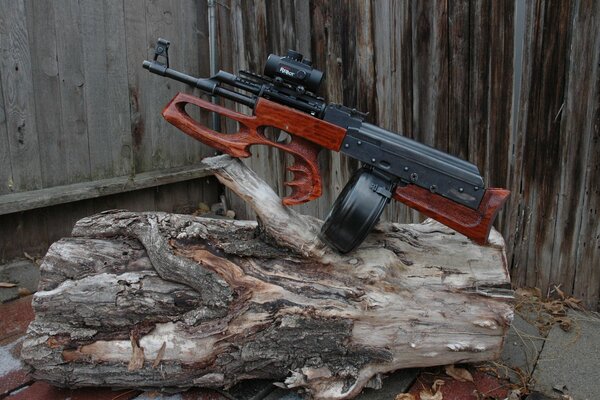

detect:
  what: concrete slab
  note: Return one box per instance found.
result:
[0,260,39,303]
[498,313,546,384]
[531,310,600,400]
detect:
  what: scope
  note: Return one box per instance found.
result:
[264,50,324,93]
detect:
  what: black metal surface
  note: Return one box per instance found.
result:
[320,167,395,254]
[236,70,326,116]
[340,123,485,209]
[322,103,366,129]
[264,50,324,93]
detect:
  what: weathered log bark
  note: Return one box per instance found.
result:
[21,155,513,399]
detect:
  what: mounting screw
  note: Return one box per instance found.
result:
[459,187,464,193]
[430,185,437,193]
[344,143,349,148]
[404,166,409,172]
[474,186,479,191]
[357,141,362,145]
[410,173,418,182]
[371,158,376,162]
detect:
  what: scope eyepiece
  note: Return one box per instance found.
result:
[264,50,324,93]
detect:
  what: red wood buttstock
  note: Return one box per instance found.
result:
[393,185,510,245]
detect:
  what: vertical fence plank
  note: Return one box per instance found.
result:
[448,0,470,160]
[566,0,600,307]
[512,0,572,292]
[145,0,185,170]
[411,1,449,149]
[486,0,514,230]
[124,0,150,175]
[0,213,24,262]
[25,0,64,189]
[166,0,201,169]
[0,68,12,195]
[548,0,591,297]
[80,0,132,180]
[0,0,42,192]
[178,0,213,163]
[293,0,311,55]
[505,0,536,287]
[372,0,395,134]
[469,0,491,175]
[53,0,91,184]
[530,0,572,295]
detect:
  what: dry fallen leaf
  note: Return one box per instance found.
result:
[419,390,443,400]
[420,379,445,400]
[128,334,145,371]
[432,379,445,392]
[564,296,583,310]
[0,282,17,288]
[544,300,566,315]
[394,394,416,400]
[555,316,573,332]
[444,364,474,382]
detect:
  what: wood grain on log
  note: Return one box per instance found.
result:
[21,155,513,399]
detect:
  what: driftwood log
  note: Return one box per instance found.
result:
[22,155,513,399]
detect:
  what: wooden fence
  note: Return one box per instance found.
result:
[217,0,600,308]
[0,0,598,308]
[0,0,220,261]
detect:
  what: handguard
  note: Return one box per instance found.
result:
[161,93,346,205]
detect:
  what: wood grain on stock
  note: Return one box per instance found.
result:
[393,185,510,245]
[162,93,347,205]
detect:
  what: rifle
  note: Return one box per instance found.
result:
[143,39,510,253]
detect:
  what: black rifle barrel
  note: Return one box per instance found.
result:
[142,60,256,108]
